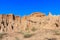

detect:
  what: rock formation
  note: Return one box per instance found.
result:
[0,12,60,33]
[0,12,60,40]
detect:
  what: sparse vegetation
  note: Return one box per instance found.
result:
[0,33,7,40]
[23,32,34,38]
[15,37,19,40]
[17,30,34,38]
[31,27,37,32]
[53,30,60,35]
[45,38,56,40]
[25,27,29,31]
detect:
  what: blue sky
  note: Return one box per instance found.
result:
[0,0,60,16]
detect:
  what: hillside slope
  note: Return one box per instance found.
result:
[0,12,60,40]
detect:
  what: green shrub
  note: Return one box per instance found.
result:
[24,33,33,38]
[17,30,34,38]
[31,27,37,32]
[54,30,60,35]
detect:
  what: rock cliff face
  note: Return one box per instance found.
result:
[0,12,60,40]
[0,14,21,33]
[0,12,60,33]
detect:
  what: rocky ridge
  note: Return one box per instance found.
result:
[0,12,60,32]
[0,12,60,40]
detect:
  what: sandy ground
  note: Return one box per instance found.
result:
[0,28,60,40]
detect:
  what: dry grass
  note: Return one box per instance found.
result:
[23,32,34,38]
[15,37,20,40]
[54,30,60,35]
[31,27,37,32]
[0,33,7,40]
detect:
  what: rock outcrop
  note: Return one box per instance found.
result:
[0,12,60,33]
[0,14,21,33]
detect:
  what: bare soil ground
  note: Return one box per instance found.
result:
[1,28,60,40]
